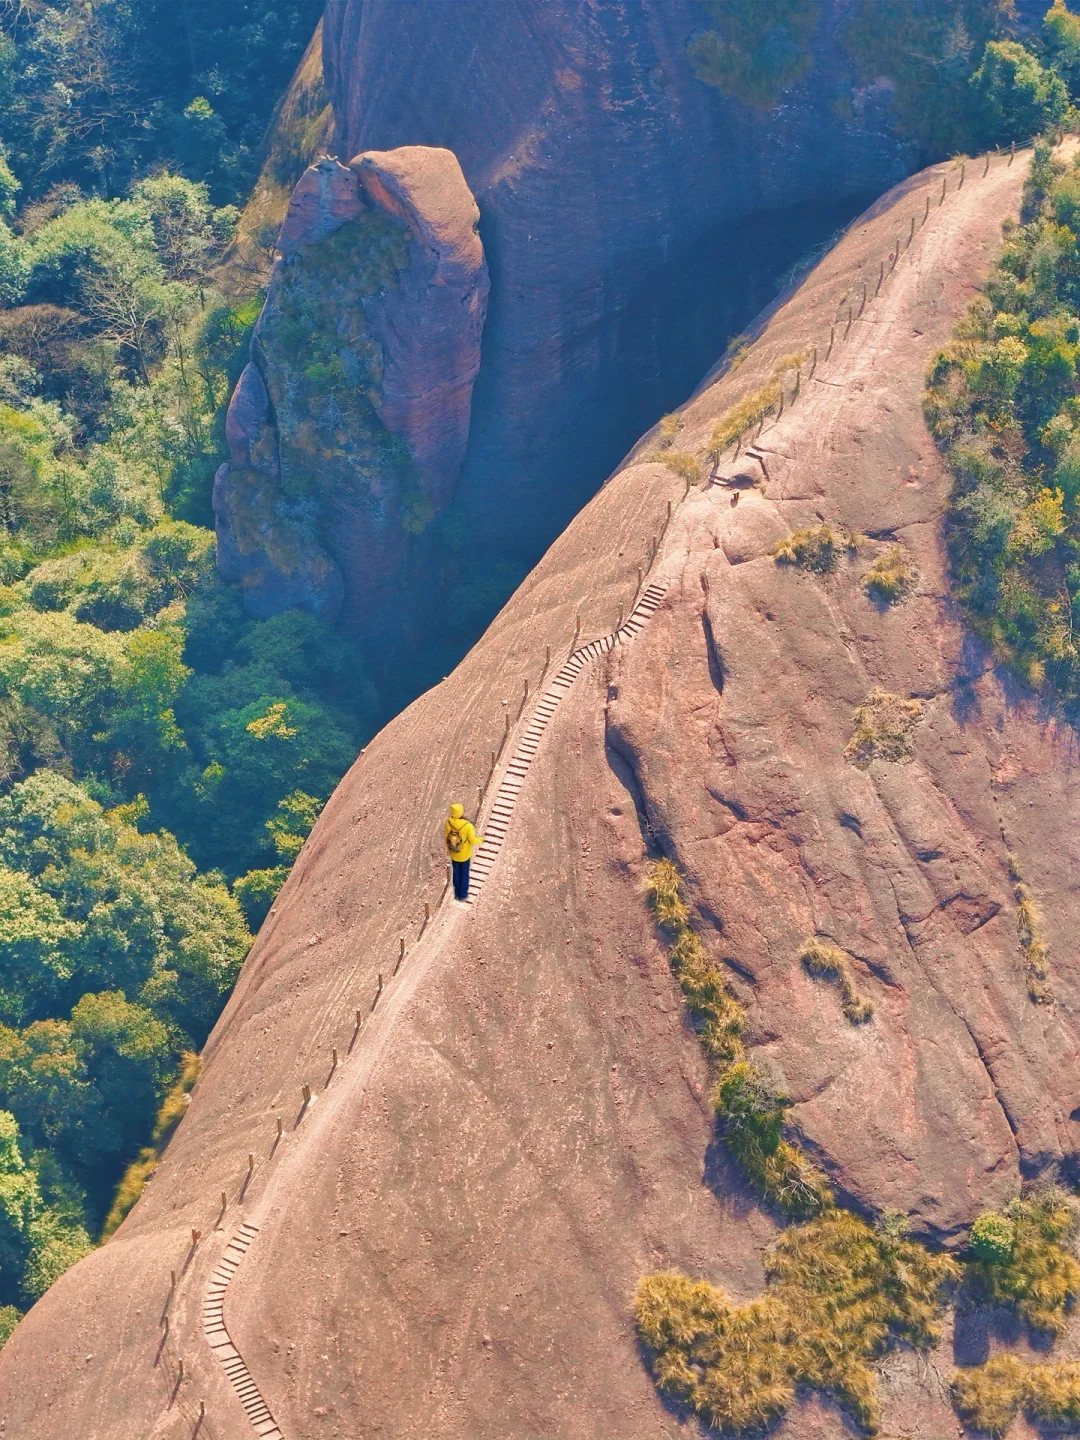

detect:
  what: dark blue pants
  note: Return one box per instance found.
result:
[452,858,471,900]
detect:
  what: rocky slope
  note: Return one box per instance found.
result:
[3,147,1076,1440]
[213,146,489,623]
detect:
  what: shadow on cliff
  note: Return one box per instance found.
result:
[368,186,881,722]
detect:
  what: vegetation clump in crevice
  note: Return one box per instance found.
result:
[1008,859,1053,1003]
[861,543,917,605]
[646,450,703,487]
[844,689,925,768]
[710,352,807,459]
[800,937,873,1023]
[636,1208,960,1436]
[645,858,830,1216]
[771,522,856,575]
[965,1189,1080,1336]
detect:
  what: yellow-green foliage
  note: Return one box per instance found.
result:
[646,861,742,1067]
[1013,870,1051,1003]
[670,929,744,1066]
[801,937,873,1023]
[100,1051,201,1240]
[636,1209,960,1436]
[844,689,925,768]
[967,1190,1080,1335]
[771,523,855,574]
[954,1352,1080,1436]
[714,1063,832,1217]
[645,858,689,931]
[686,0,821,110]
[656,412,683,446]
[925,147,1080,712]
[0,1304,19,1349]
[644,860,830,1215]
[647,450,703,486]
[710,381,781,454]
[861,544,917,604]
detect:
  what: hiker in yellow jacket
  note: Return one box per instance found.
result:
[445,802,483,902]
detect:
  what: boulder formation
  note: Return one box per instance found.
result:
[213,146,488,623]
[315,0,925,626]
[5,147,1078,1440]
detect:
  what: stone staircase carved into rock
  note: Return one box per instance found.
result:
[467,581,666,902]
[202,1223,284,1439]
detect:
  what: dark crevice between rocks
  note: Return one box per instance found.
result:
[604,720,665,861]
[701,608,725,695]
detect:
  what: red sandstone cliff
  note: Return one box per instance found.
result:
[213,146,488,622]
[3,147,1075,1440]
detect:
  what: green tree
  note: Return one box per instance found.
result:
[0,866,81,1024]
[1045,0,1080,99]
[69,991,170,1163]
[970,39,1070,148]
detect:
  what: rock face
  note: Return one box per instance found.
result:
[6,148,1079,1440]
[318,0,916,607]
[213,147,488,622]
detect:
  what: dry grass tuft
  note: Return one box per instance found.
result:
[645,858,689,931]
[1011,868,1051,1003]
[953,1352,1080,1435]
[646,450,703,486]
[966,1189,1080,1336]
[636,1210,959,1436]
[670,928,744,1067]
[861,544,917,604]
[801,937,873,1023]
[771,523,856,574]
[844,690,925,768]
[656,412,683,446]
[710,381,782,454]
[645,860,830,1214]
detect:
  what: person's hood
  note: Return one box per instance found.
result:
[449,803,464,819]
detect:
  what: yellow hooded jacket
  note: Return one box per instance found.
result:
[445,803,483,862]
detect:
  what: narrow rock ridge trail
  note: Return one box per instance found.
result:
[4,142,1068,1440]
[196,144,1032,1437]
[203,584,668,1435]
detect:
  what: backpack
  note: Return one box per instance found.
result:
[447,823,467,854]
